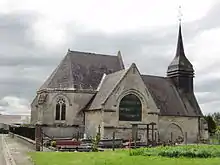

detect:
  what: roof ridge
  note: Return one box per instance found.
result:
[141,74,166,79]
[105,68,127,77]
[68,50,117,57]
[101,69,128,105]
[102,64,141,105]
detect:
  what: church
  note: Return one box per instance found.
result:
[30,23,208,143]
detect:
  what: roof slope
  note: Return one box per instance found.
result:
[141,75,203,117]
[39,50,124,91]
[89,69,128,110]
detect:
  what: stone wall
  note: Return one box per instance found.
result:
[31,90,94,126]
[31,90,96,138]
[42,126,84,138]
[85,110,102,138]
[30,96,38,124]
[158,116,199,143]
[101,65,159,141]
[103,126,156,142]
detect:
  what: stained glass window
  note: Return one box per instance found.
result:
[119,94,142,121]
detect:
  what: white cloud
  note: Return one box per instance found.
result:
[0,96,30,115]
[190,28,220,73]
[5,0,215,31]
[32,18,67,49]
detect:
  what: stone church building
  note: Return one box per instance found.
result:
[31,24,208,143]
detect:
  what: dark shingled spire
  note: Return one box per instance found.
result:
[176,24,185,57]
[167,23,194,93]
[167,23,194,76]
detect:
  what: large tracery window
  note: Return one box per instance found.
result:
[55,98,66,121]
[119,94,142,121]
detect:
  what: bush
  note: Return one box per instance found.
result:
[130,145,220,158]
[51,141,56,147]
[92,132,101,152]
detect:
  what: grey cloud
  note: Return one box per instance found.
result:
[0,55,62,67]
[0,11,65,105]
[0,77,40,99]
[200,101,220,114]
[197,2,220,30]
[0,12,37,48]
[65,27,177,76]
[196,92,219,105]
[195,77,220,93]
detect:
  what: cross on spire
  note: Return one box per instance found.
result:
[178,5,183,23]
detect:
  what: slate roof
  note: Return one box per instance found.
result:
[88,69,128,110]
[141,75,203,117]
[39,50,124,91]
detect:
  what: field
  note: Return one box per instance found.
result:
[29,145,220,165]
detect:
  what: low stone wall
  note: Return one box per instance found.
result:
[8,132,35,150]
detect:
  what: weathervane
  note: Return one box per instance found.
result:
[178,5,183,23]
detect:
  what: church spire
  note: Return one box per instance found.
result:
[175,5,186,58]
[167,7,194,93]
[175,23,185,57]
[167,19,193,77]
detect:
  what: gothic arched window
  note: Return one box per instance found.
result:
[55,98,66,121]
[119,94,142,121]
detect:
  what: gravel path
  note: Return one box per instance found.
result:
[0,134,7,165]
[4,135,33,165]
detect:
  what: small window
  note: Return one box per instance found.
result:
[61,104,66,120]
[55,98,66,121]
[55,104,60,120]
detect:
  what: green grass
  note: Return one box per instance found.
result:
[29,147,220,165]
[130,145,220,158]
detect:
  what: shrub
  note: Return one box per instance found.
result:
[92,132,101,152]
[130,145,220,158]
[51,141,56,147]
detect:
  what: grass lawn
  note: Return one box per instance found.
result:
[29,149,220,165]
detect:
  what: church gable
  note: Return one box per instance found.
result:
[98,63,159,128]
[88,69,128,110]
[92,63,158,113]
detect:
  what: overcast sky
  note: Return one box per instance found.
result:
[0,0,220,115]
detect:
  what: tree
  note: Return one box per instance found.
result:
[211,112,220,126]
[216,126,220,134]
[204,115,217,134]
[92,132,100,152]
